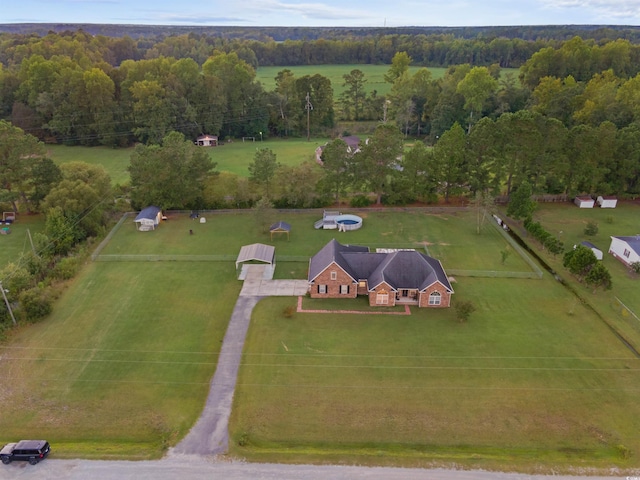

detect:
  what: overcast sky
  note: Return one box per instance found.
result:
[1,0,639,27]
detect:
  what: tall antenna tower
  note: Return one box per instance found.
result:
[305,92,313,141]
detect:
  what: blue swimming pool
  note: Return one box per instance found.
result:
[335,214,363,231]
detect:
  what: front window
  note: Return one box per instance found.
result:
[429,291,441,305]
[376,289,389,305]
[624,249,631,258]
[330,271,337,280]
[340,284,350,294]
[318,284,327,294]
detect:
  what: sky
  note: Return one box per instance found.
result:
[1,0,640,27]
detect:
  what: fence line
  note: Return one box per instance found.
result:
[93,254,311,263]
[489,219,544,279]
[91,212,133,261]
[615,297,640,323]
[448,269,541,279]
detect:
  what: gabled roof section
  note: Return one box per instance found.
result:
[134,205,161,222]
[612,235,640,255]
[308,239,369,282]
[270,221,291,232]
[236,243,275,269]
[368,251,453,292]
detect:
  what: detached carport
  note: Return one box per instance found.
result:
[235,243,275,279]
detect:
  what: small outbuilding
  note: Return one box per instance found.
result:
[196,134,218,147]
[609,235,640,267]
[270,221,291,240]
[579,241,603,260]
[597,196,617,208]
[236,243,276,278]
[574,196,595,208]
[134,205,162,231]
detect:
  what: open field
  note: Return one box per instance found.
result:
[0,209,536,461]
[257,65,521,98]
[0,260,239,459]
[520,201,640,348]
[47,144,132,186]
[230,275,640,470]
[46,137,327,183]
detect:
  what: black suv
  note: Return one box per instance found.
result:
[0,440,50,465]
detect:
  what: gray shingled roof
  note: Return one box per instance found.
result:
[134,205,161,222]
[308,239,369,282]
[270,221,291,231]
[367,250,452,292]
[613,236,640,255]
[309,240,453,293]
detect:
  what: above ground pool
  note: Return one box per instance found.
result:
[335,214,363,231]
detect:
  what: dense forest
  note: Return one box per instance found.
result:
[3,26,640,212]
[4,24,640,324]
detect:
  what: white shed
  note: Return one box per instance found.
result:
[579,241,603,260]
[574,196,594,208]
[134,206,162,231]
[608,236,640,267]
[196,134,218,147]
[597,196,617,208]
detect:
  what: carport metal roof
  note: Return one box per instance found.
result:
[235,243,276,270]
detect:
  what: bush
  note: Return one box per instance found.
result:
[283,305,296,318]
[584,221,598,236]
[630,261,640,274]
[52,256,82,280]
[350,195,372,207]
[18,286,53,322]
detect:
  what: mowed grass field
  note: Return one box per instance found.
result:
[257,65,444,98]
[0,260,239,459]
[0,209,541,462]
[522,201,640,348]
[231,278,640,470]
[256,65,521,98]
[47,137,326,183]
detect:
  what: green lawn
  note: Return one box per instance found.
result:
[257,65,521,98]
[0,260,239,459]
[100,210,533,275]
[47,144,133,186]
[230,276,640,470]
[520,201,640,348]
[46,137,327,182]
[0,214,46,268]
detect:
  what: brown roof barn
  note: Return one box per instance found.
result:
[308,239,453,308]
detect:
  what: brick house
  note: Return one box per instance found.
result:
[308,239,453,308]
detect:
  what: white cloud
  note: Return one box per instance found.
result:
[538,0,640,19]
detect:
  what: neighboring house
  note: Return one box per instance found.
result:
[574,196,595,208]
[315,136,362,164]
[308,239,453,308]
[597,196,617,208]
[196,134,218,147]
[608,236,640,267]
[578,241,603,260]
[134,206,162,231]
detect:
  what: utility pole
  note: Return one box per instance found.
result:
[0,281,16,326]
[305,92,313,141]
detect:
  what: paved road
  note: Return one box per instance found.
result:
[0,457,627,480]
